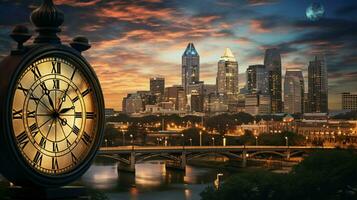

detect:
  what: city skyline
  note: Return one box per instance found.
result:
[0,0,357,110]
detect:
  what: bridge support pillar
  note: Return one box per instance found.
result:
[130,152,136,172]
[286,149,290,160]
[117,152,136,173]
[181,152,187,170]
[242,150,247,168]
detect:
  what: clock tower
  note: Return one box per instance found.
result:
[0,0,105,193]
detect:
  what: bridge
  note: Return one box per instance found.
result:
[98,145,333,173]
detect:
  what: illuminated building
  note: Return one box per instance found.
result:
[342,92,357,110]
[182,43,199,94]
[308,55,328,113]
[284,69,304,114]
[246,64,269,94]
[264,48,283,113]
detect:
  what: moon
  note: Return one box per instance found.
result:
[306,2,325,21]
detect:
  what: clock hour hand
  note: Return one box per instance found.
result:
[59,106,75,114]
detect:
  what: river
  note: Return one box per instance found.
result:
[78,159,230,200]
[0,158,291,200]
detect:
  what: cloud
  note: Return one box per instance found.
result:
[247,0,279,6]
[250,19,271,33]
[55,0,101,7]
[0,0,357,110]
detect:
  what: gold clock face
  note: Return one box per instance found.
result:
[11,56,98,175]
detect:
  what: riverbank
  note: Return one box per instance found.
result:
[187,158,297,174]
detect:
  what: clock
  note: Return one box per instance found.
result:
[0,0,105,187]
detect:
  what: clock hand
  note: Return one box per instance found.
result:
[47,94,55,110]
[30,93,53,113]
[58,87,69,110]
[59,106,75,114]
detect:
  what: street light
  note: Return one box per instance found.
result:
[189,138,192,146]
[199,131,202,146]
[104,139,108,147]
[212,137,215,146]
[130,134,133,145]
[122,130,125,146]
[285,136,288,146]
[305,136,309,146]
[181,133,185,146]
[255,136,258,146]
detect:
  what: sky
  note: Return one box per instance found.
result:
[0,0,357,111]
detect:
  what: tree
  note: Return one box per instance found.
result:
[333,110,357,120]
[201,170,285,200]
[201,150,357,200]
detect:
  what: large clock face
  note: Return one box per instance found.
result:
[11,56,98,175]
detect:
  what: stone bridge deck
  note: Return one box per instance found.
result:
[97,145,334,172]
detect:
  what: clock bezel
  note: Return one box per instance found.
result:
[2,45,105,187]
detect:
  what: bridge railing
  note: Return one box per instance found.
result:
[99,145,333,153]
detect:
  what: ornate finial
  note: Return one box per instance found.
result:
[10,25,32,50]
[70,36,91,52]
[30,0,64,44]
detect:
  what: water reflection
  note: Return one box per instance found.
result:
[80,159,229,200]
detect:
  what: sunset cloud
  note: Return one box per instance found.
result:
[0,0,356,110]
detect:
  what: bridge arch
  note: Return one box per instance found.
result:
[136,153,181,163]
[187,152,241,161]
[97,154,130,165]
[249,151,286,158]
[290,150,305,157]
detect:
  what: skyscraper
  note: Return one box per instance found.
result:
[123,93,143,114]
[165,85,184,110]
[216,48,239,101]
[246,64,269,94]
[342,92,357,111]
[308,55,328,113]
[150,76,165,97]
[264,48,283,113]
[182,43,199,93]
[284,69,304,114]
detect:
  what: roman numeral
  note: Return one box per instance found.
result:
[75,112,95,119]
[16,131,29,149]
[29,123,38,132]
[82,132,92,146]
[39,137,46,148]
[52,157,59,170]
[29,95,40,104]
[72,96,79,103]
[82,88,91,97]
[86,112,95,119]
[66,139,72,148]
[51,61,61,74]
[53,142,59,152]
[70,69,76,81]
[33,151,43,166]
[39,81,48,92]
[53,79,60,89]
[27,110,36,118]
[73,125,80,135]
[29,123,39,137]
[13,109,23,119]
[18,84,29,96]
[71,152,78,164]
[75,112,82,118]
[72,88,92,103]
[31,65,42,80]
